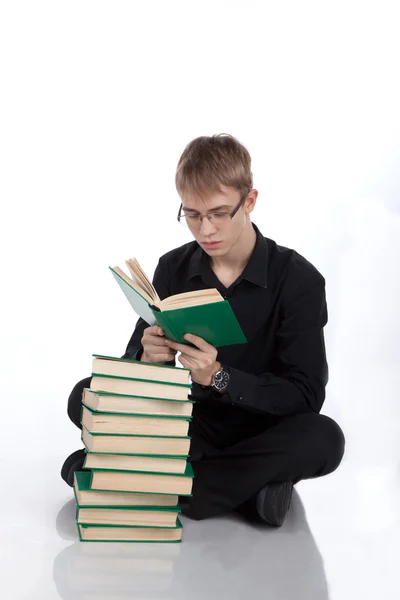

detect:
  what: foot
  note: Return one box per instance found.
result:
[255,480,294,527]
[60,448,86,487]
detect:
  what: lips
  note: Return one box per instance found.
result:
[202,241,221,247]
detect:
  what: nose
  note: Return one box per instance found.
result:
[199,215,217,236]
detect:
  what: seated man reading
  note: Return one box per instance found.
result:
[62,133,345,527]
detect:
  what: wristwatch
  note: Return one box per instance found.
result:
[211,364,230,393]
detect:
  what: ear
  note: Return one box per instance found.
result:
[245,189,258,213]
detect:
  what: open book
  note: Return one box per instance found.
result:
[109,258,247,347]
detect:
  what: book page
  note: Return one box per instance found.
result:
[157,288,223,310]
[125,258,160,303]
[110,268,157,325]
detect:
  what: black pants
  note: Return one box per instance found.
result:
[68,377,345,520]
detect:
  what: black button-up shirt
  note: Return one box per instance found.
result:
[122,222,328,443]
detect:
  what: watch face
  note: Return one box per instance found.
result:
[213,369,229,389]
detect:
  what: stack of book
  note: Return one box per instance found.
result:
[73,354,195,543]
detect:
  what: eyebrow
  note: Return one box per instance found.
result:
[182,204,232,213]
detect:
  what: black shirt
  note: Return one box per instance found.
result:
[122,222,328,445]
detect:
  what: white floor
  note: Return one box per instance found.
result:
[1,375,399,600]
[3,197,400,600]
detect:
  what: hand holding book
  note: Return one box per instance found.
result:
[141,325,178,364]
[165,333,220,387]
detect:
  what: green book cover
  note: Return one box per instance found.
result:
[80,406,191,440]
[74,470,186,499]
[154,301,247,347]
[93,353,190,372]
[82,451,188,475]
[83,387,195,403]
[91,372,191,389]
[81,445,190,459]
[82,450,187,459]
[89,461,194,478]
[89,463,194,496]
[76,505,181,515]
[81,423,192,440]
[110,266,247,347]
[79,518,183,530]
[77,518,183,543]
[74,470,184,494]
[76,504,181,513]
[81,402,192,421]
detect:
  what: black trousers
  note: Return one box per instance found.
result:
[68,377,345,521]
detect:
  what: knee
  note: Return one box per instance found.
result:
[313,414,346,473]
[67,376,92,428]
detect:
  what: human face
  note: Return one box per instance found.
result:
[179,186,251,255]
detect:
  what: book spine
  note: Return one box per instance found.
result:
[150,309,181,344]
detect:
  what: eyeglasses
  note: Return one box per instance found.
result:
[177,192,248,229]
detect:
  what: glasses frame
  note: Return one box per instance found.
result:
[177,191,249,228]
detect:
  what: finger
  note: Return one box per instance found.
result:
[150,340,177,353]
[147,326,164,337]
[165,339,200,358]
[144,333,168,346]
[153,354,177,363]
[151,346,177,358]
[178,355,191,369]
[183,333,210,351]
[148,344,177,357]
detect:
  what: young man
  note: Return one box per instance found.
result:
[62,134,345,526]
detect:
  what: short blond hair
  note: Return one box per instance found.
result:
[175,133,253,204]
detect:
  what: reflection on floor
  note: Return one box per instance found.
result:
[53,488,329,600]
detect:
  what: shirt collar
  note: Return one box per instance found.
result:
[188,222,268,288]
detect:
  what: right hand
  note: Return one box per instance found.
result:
[141,325,178,364]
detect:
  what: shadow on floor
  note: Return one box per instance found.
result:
[53,488,329,600]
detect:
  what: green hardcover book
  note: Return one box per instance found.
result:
[83,450,188,474]
[89,462,194,496]
[77,518,183,542]
[73,471,179,507]
[91,354,191,386]
[109,261,247,347]
[81,401,192,421]
[81,425,191,456]
[82,388,194,418]
[80,405,191,437]
[76,504,181,528]
[90,373,191,401]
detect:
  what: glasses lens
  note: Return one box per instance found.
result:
[179,215,189,229]
[209,213,229,224]
[179,213,231,228]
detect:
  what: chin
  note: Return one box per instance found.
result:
[204,246,224,255]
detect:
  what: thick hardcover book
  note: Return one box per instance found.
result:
[73,471,179,507]
[90,374,191,401]
[89,462,194,495]
[91,354,191,386]
[81,425,191,456]
[82,388,194,417]
[83,451,188,474]
[110,259,247,347]
[77,518,183,542]
[76,504,181,528]
[80,405,191,437]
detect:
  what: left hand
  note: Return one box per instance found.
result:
[165,333,220,386]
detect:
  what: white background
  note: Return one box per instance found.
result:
[0,1,399,599]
